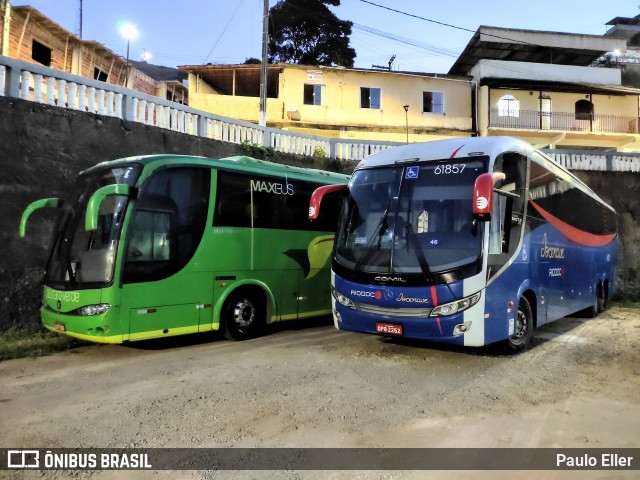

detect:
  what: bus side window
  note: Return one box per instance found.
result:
[124,168,210,284]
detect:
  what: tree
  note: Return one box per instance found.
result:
[268,0,355,67]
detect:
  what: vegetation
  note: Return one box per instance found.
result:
[240,140,275,160]
[313,146,326,159]
[268,0,356,67]
[0,325,88,361]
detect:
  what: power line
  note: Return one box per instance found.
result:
[357,0,476,35]
[352,23,459,59]
[357,0,540,46]
[202,0,246,64]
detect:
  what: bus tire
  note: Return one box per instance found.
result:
[597,283,606,314]
[585,285,602,319]
[500,296,534,354]
[222,289,265,341]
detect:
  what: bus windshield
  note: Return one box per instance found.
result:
[335,158,487,276]
[45,166,140,287]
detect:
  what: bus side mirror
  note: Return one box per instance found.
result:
[85,184,131,231]
[472,172,506,222]
[20,198,64,237]
[309,184,348,220]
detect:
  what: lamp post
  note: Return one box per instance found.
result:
[119,23,138,87]
[403,104,410,144]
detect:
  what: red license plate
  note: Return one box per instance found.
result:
[376,322,403,336]
[54,322,66,332]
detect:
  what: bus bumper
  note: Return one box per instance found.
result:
[333,304,467,346]
[41,305,126,344]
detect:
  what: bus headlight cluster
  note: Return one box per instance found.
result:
[430,292,481,317]
[331,287,355,309]
[78,304,111,316]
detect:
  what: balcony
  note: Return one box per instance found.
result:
[489,109,640,134]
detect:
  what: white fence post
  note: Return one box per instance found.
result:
[20,70,30,100]
[78,84,87,111]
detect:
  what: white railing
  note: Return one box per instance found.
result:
[542,150,640,173]
[2,55,640,170]
[0,56,400,162]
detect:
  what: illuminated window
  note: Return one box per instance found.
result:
[497,94,520,117]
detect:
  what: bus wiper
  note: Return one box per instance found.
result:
[404,221,437,284]
[353,206,390,274]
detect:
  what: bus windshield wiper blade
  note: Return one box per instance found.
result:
[404,221,436,283]
[353,206,390,274]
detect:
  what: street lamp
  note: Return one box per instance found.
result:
[403,105,410,144]
[119,23,138,87]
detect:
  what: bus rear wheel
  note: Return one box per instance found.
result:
[500,296,533,354]
[223,290,265,341]
[586,284,604,319]
[597,283,606,314]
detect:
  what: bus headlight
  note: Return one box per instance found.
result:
[430,292,481,317]
[331,287,355,309]
[78,304,111,316]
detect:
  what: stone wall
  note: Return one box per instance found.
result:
[1,96,638,330]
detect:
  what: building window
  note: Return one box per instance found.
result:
[497,94,520,117]
[94,68,108,82]
[423,91,444,113]
[31,40,52,66]
[575,99,593,120]
[360,87,381,109]
[303,84,325,106]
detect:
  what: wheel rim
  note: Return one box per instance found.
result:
[511,308,528,345]
[232,297,255,329]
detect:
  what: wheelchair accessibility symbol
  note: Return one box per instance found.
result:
[405,167,419,179]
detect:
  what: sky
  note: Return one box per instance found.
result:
[11,0,639,74]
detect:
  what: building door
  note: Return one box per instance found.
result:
[540,95,551,130]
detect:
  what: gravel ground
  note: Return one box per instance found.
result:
[1,306,639,480]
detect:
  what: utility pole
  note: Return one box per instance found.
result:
[78,0,83,39]
[1,0,11,57]
[259,0,268,127]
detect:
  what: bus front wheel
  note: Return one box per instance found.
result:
[500,296,534,354]
[223,290,265,341]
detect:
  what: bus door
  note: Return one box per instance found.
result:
[120,167,211,340]
[485,152,529,330]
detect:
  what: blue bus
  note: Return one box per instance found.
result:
[309,137,617,352]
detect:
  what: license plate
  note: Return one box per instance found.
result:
[376,322,403,336]
[54,322,66,332]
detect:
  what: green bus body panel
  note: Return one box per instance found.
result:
[20,198,63,237]
[40,154,348,343]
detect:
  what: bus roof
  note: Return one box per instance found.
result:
[356,137,534,170]
[357,136,614,212]
[83,154,350,184]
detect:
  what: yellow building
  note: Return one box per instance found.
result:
[181,63,474,143]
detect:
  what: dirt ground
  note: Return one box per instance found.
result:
[1,306,639,480]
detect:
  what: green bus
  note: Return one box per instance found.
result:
[20,154,349,343]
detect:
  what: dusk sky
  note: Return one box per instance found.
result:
[11,0,638,73]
